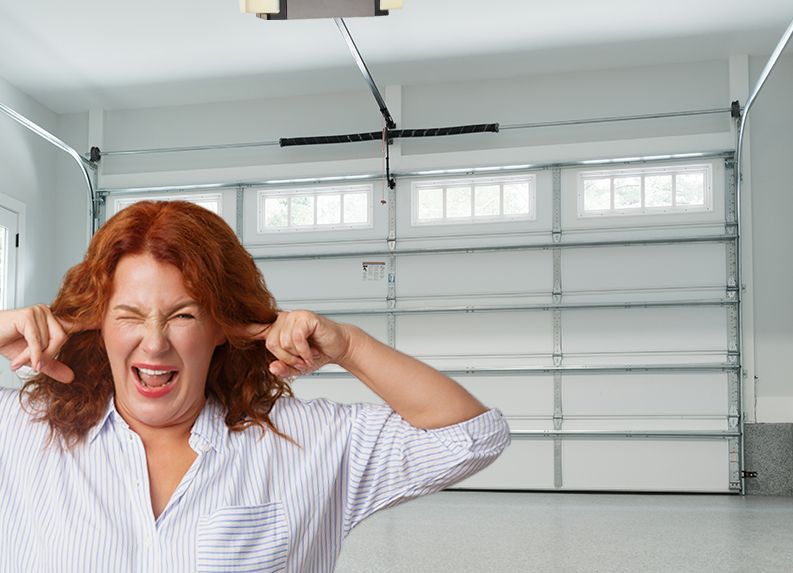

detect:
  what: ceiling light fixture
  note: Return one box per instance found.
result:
[239,0,403,20]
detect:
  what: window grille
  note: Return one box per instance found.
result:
[578,164,712,217]
[113,193,222,215]
[257,184,373,233]
[412,174,536,225]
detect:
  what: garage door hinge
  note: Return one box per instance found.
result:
[741,470,758,479]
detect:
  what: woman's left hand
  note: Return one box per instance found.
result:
[244,311,352,377]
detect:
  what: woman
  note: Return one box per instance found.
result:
[0,201,509,572]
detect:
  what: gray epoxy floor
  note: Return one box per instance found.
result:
[337,491,793,572]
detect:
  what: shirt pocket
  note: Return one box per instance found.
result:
[196,501,290,573]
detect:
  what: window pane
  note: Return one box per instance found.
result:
[446,186,472,218]
[343,193,368,223]
[503,182,530,215]
[264,196,289,227]
[417,188,443,220]
[193,200,219,214]
[317,194,341,225]
[614,177,641,209]
[645,175,673,207]
[474,185,500,217]
[676,172,705,206]
[583,178,610,211]
[290,196,314,226]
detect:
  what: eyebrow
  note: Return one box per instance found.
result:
[112,301,200,315]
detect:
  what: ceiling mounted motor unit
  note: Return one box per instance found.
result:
[239,0,403,20]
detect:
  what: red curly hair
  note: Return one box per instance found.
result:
[22,200,291,447]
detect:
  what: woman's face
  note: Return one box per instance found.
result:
[102,253,225,431]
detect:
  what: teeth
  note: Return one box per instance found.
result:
[135,367,177,389]
[139,367,172,376]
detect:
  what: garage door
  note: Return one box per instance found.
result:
[247,151,740,493]
[103,150,741,493]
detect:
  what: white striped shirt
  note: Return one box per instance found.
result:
[0,388,509,572]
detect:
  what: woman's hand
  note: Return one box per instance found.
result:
[243,310,353,378]
[0,305,82,383]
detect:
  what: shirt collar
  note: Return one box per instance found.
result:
[87,397,229,452]
[190,398,228,453]
[87,399,116,445]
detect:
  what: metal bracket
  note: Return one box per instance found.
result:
[726,241,739,300]
[553,373,563,431]
[552,309,563,366]
[741,470,758,479]
[383,128,396,190]
[552,248,562,304]
[553,367,563,489]
[725,159,738,235]
[726,305,740,355]
[729,437,742,491]
[92,189,107,229]
[727,371,740,429]
[730,100,742,120]
[553,439,563,490]
[386,182,397,347]
[235,186,244,239]
[551,167,562,244]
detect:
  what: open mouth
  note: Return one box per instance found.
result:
[132,365,179,397]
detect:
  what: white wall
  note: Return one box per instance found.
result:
[0,78,62,387]
[53,111,90,282]
[0,78,59,305]
[749,54,793,423]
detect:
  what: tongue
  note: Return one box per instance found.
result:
[140,371,173,388]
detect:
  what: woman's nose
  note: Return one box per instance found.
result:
[140,322,170,355]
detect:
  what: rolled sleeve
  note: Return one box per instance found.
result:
[343,406,510,534]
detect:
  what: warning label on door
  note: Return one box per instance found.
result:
[362,261,386,281]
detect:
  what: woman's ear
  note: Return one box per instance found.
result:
[214,328,227,347]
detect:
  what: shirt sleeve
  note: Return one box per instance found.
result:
[342,405,510,534]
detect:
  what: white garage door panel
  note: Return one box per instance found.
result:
[563,243,726,302]
[259,258,387,310]
[562,373,728,416]
[396,312,554,369]
[562,307,727,363]
[291,376,382,405]
[562,440,731,491]
[564,418,728,431]
[452,440,555,490]
[457,376,555,418]
[329,315,389,346]
[397,250,553,306]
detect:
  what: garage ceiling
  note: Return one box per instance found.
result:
[0,0,790,113]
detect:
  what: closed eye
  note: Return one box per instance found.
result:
[174,313,196,320]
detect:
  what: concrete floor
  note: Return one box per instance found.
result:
[337,491,793,572]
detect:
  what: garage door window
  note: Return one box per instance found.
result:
[578,164,712,217]
[412,174,536,225]
[257,184,373,233]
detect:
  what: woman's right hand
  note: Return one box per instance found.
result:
[0,305,81,383]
